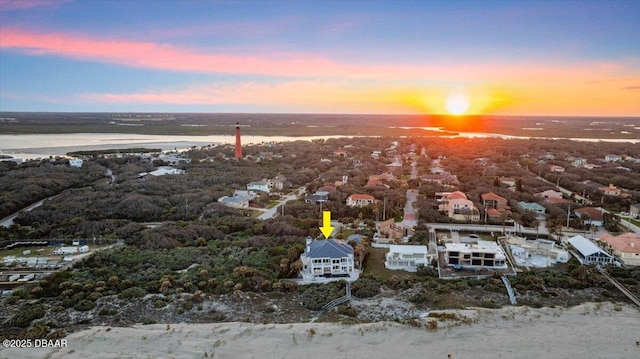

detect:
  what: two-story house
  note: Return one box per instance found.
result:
[598,233,640,266]
[481,192,511,222]
[439,191,480,221]
[444,240,507,269]
[385,245,432,272]
[300,237,355,280]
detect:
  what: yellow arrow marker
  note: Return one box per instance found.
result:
[319,210,335,239]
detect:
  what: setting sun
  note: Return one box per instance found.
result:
[445,94,470,115]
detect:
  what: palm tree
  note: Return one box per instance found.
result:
[532,219,540,239]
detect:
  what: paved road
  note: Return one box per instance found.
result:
[426,222,548,236]
[0,197,51,228]
[401,189,419,226]
[410,160,418,179]
[257,187,306,220]
[529,170,593,205]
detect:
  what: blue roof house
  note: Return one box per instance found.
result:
[300,236,355,280]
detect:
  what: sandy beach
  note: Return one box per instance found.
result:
[1,302,638,359]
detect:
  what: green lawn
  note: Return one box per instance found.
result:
[627,218,640,227]
[362,247,421,281]
[1,245,53,258]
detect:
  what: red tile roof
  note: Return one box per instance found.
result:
[481,192,507,202]
[347,194,375,201]
[599,233,640,254]
[575,207,604,221]
[447,191,467,200]
[547,197,569,204]
[487,208,502,217]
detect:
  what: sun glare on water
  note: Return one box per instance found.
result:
[445,94,470,115]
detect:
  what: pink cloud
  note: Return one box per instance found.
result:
[3,27,639,88]
[1,27,385,78]
[0,0,71,11]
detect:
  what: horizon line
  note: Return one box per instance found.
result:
[0,111,638,118]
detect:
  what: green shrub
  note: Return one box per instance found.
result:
[351,278,380,298]
[74,299,95,312]
[154,300,167,308]
[118,286,146,299]
[24,321,49,339]
[337,304,359,317]
[416,265,438,277]
[6,304,46,328]
[98,307,118,316]
[301,284,342,311]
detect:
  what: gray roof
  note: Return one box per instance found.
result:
[568,235,611,257]
[306,239,353,259]
[346,234,365,244]
[518,201,546,211]
[220,196,247,204]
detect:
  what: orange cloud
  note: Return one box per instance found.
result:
[81,81,426,114]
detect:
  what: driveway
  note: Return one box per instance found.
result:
[258,187,305,220]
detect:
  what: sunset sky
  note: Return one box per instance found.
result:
[1,0,639,116]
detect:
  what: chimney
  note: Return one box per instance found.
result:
[631,242,635,249]
[305,236,312,252]
[234,122,242,159]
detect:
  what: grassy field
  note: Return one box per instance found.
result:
[362,247,421,281]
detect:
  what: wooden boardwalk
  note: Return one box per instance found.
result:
[598,267,640,308]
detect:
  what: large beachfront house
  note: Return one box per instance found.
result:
[443,240,508,269]
[385,245,431,272]
[598,233,640,266]
[300,237,355,280]
[568,235,616,266]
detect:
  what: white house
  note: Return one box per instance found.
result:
[53,247,78,255]
[567,235,615,266]
[300,237,355,280]
[69,158,83,168]
[385,245,431,272]
[535,189,563,200]
[346,194,377,207]
[571,157,587,167]
[247,180,270,193]
[139,166,185,177]
[444,240,508,269]
[604,154,622,162]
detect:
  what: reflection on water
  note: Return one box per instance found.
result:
[0,133,350,159]
[0,131,638,160]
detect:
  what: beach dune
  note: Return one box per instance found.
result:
[1,302,638,359]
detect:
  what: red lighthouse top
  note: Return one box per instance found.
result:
[234,122,242,159]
